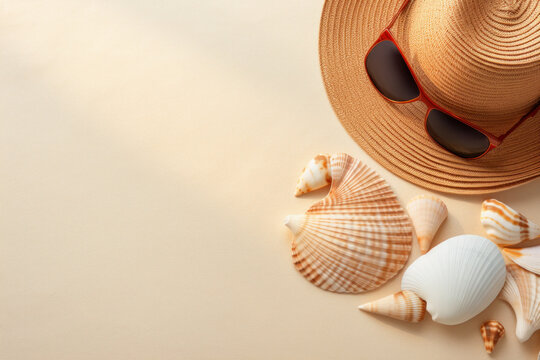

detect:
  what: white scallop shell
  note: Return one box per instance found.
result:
[285,153,413,293]
[502,246,540,276]
[406,195,447,254]
[499,264,540,342]
[359,290,426,323]
[481,199,540,246]
[401,235,506,325]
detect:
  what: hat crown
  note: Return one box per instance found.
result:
[398,0,540,134]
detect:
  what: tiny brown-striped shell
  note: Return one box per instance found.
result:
[406,195,447,254]
[359,290,426,323]
[480,320,505,354]
[499,264,540,342]
[481,199,540,246]
[285,153,413,293]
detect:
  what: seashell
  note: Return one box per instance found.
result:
[358,290,426,323]
[499,264,540,342]
[480,320,505,354]
[481,199,540,246]
[406,195,448,254]
[401,235,506,325]
[284,153,413,293]
[294,154,331,197]
[502,245,540,275]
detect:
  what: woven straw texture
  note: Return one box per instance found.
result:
[319,0,540,194]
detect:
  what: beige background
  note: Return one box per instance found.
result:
[1,1,539,359]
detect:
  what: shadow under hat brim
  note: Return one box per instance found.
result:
[319,0,540,194]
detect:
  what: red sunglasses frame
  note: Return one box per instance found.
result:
[364,0,540,159]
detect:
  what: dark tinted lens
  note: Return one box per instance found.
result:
[426,109,490,158]
[366,40,420,102]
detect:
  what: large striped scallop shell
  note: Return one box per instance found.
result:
[284,153,413,293]
[499,264,540,342]
[481,199,540,246]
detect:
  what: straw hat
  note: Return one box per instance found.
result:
[319,0,540,194]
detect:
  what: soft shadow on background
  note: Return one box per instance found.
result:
[0,1,538,360]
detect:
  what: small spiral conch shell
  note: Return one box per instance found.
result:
[294,154,331,196]
[481,199,540,246]
[499,264,540,342]
[406,195,447,254]
[285,153,413,293]
[358,290,426,323]
[480,320,505,354]
[502,245,540,275]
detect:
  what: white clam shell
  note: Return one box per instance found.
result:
[481,199,540,246]
[500,264,540,342]
[401,235,506,325]
[406,195,448,254]
[285,153,413,293]
[502,245,540,276]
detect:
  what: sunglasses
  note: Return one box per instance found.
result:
[365,0,540,159]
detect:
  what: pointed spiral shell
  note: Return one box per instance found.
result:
[359,290,426,323]
[406,195,447,254]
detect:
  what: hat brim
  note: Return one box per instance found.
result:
[319,0,540,194]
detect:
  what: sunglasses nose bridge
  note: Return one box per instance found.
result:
[417,93,434,108]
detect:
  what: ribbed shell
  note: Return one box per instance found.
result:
[285,153,413,293]
[499,264,540,343]
[480,321,505,354]
[481,199,540,246]
[406,195,448,254]
[359,290,426,323]
[503,246,540,276]
[401,235,506,325]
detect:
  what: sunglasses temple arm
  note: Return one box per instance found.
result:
[498,102,540,142]
[387,0,413,29]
